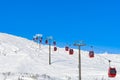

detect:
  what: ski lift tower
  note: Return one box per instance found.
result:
[74,40,86,80]
[35,34,43,48]
[46,36,53,65]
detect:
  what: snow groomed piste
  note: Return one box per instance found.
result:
[0,33,120,80]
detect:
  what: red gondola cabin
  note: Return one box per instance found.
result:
[45,40,48,44]
[53,41,56,46]
[108,67,117,78]
[89,51,94,58]
[69,49,74,55]
[54,47,57,51]
[65,46,69,51]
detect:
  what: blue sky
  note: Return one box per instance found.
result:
[0,0,120,53]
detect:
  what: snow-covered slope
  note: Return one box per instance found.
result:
[0,33,120,80]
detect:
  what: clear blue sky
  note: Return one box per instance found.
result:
[0,0,120,53]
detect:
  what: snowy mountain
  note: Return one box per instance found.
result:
[0,33,120,80]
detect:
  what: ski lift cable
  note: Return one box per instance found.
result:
[96,53,120,64]
[32,35,120,64]
[85,45,120,64]
[87,47,120,65]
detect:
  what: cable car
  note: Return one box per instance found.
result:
[35,37,38,40]
[45,40,48,44]
[54,46,57,51]
[33,37,38,41]
[33,38,35,41]
[108,67,117,77]
[65,46,69,51]
[40,39,42,43]
[53,41,56,46]
[39,37,42,43]
[89,51,94,58]
[69,49,74,55]
[33,37,38,42]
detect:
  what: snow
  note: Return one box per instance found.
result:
[0,32,120,80]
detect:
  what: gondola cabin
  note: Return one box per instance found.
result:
[45,40,48,44]
[108,67,117,78]
[89,51,94,58]
[33,37,38,42]
[69,49,74,55]
[33,37,38,41]
[54,47,57,51]
[65,46,69,51]
[33,38,35,41]
[40,39,42,43]
[35,37,38,40]
[53,41,56,46]
[40,37,42,43]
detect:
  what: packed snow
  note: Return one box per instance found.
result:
[0,33,120,80]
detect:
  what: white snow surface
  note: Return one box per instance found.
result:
[0,33,120,80]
